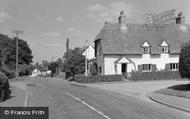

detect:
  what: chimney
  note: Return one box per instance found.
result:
[118,10,128,30]
[118,10,126,24]
[176,12,185,25]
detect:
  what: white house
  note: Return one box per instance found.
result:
[82,45,95,60]
[94,10,190,75]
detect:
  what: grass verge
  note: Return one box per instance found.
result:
[155,83,190,99]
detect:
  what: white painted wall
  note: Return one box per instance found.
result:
[104,54,179,75]
[82,46,95,60]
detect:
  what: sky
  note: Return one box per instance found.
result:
[0,0,189,63]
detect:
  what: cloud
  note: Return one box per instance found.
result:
[56,16,64,23]
[87,1,135,22]
[41,32,64,40]
[68,27,89,37]
[44,43,64,47]
[0,11,12,23]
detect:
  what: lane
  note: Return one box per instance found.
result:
[27,78,105,119]
[27,78,190,119]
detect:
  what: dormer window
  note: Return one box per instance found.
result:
[160,41,169,53]
[142,41,150,54]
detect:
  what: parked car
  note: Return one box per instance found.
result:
[0,72,11,101]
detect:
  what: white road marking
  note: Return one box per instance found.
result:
[24,87,29,107]
[66,92,111,119]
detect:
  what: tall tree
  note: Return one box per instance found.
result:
[62,47,85,79]
[0,33,33,77]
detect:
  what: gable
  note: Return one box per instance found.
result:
[115,57,131,64]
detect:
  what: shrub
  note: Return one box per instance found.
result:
[130,70,182,81]
[74,74,123,83]
[179,42,190,78]
[0,72,11,101]
[90,62,98,76]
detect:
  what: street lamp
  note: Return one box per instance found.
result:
[11,30,23,80]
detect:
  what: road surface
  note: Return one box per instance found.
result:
[26,78,190,119]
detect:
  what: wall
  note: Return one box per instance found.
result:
[104,53,179,75]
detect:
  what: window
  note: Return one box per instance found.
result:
[142,64,152,71]
[170,63,179,70]
[161,46,169,53]
[143,47,150,54]
[114,64,118,74]
[99,66,102,74]
[142,41,150,54]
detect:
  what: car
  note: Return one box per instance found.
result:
[0,72,11,101]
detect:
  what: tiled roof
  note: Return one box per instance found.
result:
[95,23,190,54]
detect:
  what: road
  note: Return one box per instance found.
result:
[26,78,190,119]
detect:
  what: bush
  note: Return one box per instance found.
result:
[130,70,182,81]
[90,62,98,76]
[0,72,11,101]
[0,67,14,79]
[74,74,123,83]
[179,43,190,78]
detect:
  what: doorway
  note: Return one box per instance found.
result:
[121,63,127,74]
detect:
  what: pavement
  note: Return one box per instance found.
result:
[0,81,27,106]
[69,80,190,113]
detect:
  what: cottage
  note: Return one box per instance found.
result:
[94,10,190,75]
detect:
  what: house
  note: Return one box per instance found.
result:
[82,45,96,75]
[31,68,52,77]
[82,45,95,60]
[94,10,190,75]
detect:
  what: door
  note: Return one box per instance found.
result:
[121,63,127,74]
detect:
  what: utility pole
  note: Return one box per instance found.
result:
[12,30,23,80]
[85,40,89,76]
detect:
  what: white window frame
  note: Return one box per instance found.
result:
[170,63,179,70]
[142,64,152,72]
[143,47,150,54]
[161,46,169,53]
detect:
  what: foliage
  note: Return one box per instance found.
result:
[179,43,190,78]
[130,70,182,81]
[0,71,10,101]
[0,33,33,78]
[62,47,85,79]
[90,62,98,76]
[74,74,123,83]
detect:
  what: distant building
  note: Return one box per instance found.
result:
[31,68,52,77]
[82,45,95,60]
[94,10,190,75]
[82,45,96,75]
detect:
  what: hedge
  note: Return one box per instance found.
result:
[74,74,123,83]
[0,72,11,101]
[130,70,182,81]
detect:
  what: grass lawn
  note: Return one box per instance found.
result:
[155,84,190,99]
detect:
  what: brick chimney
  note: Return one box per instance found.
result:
[118,10,126,24]
[176,12,185,25]
[118,10,127,30]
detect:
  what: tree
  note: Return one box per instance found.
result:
[0,33,33,77]
[90,62,98,76]
[62,47,85,79]
[48,62,58,77]
[179,42,190,78]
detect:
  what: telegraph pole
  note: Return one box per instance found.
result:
[12,30,23,80]
[85,40,89,76]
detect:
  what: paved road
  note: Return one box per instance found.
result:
[26,78,190,119]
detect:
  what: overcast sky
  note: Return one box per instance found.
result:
[0,0,189,63]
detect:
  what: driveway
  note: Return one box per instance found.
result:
[85,80,190,101]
